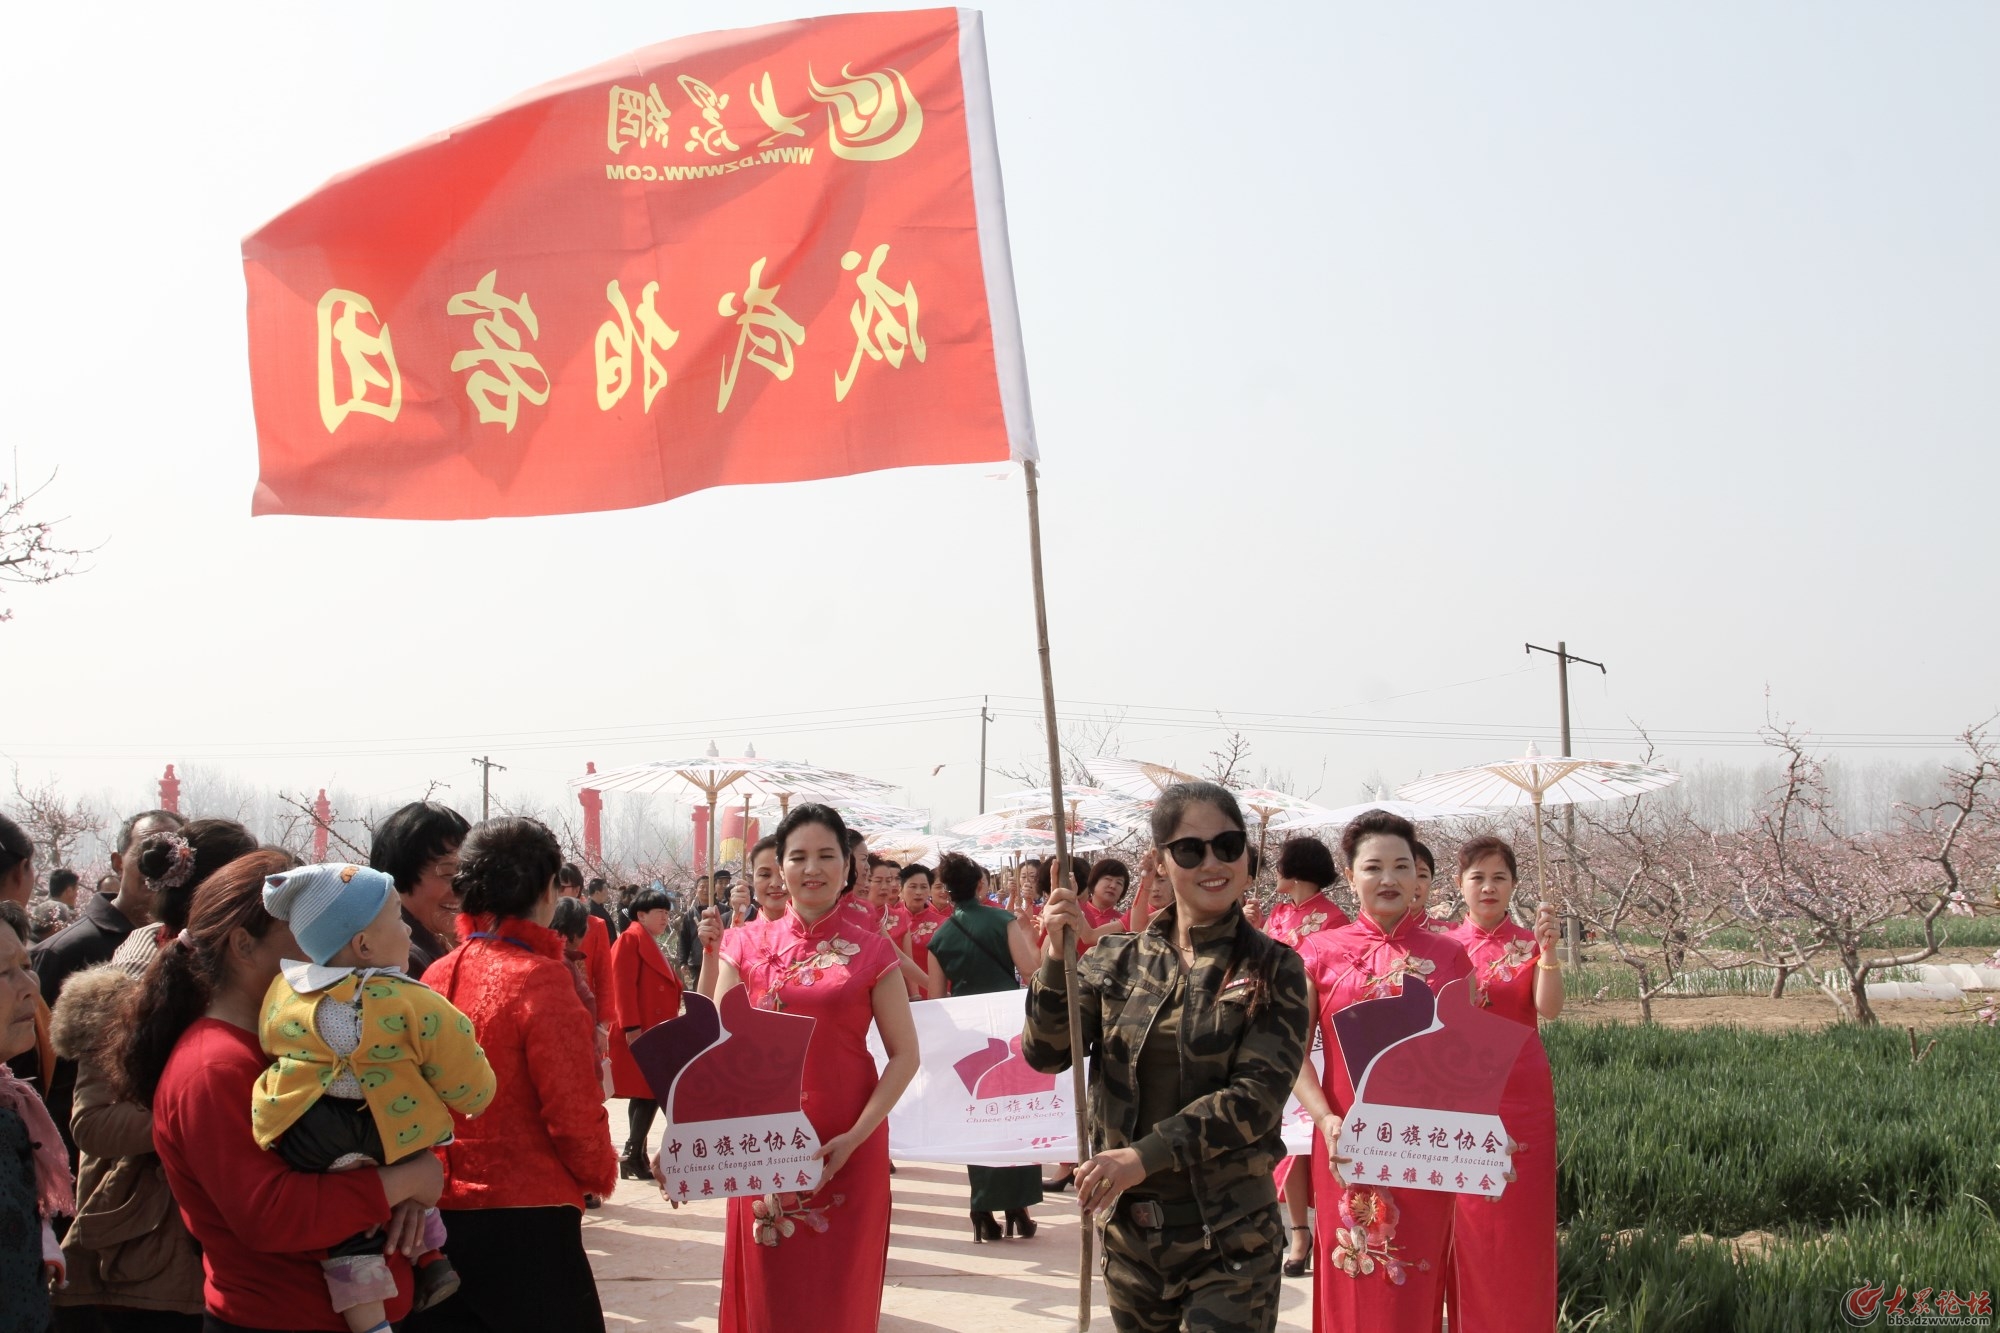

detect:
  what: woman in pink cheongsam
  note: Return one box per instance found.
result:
[1442,835,1562,1332]
[1292,811,1472,1333]
[1261,836,1350,1278]
[705,805,920,1333]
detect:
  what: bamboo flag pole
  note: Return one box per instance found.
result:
[1022,459,1091,1331]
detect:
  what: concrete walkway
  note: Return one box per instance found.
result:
[584,1157,1315,1330]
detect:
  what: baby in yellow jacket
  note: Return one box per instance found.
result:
[257,863,495,1333]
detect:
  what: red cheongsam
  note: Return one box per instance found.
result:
[1264,891,1349,1202]
[1441,918,1557,1333]
[715,907,900,1333]
[1299,914,1472,1333]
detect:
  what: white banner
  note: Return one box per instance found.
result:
[655,1110,823,1203]
[1336,1103,1511,1198]
[869,992,1320,1166]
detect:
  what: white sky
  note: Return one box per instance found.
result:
[2,2,1995,836]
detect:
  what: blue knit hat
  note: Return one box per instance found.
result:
[263,863,396,967]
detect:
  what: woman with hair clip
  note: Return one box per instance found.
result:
[1442,835,1561,1333]
[54,818,256,1330]
[701,804,919,1333]
[1289,811,1477,1333]
[120,848,447,1333]
[924,852,1044,1241]
[107,819,260,978]
[1025,782,1311,1333]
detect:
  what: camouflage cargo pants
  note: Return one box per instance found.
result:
[1101,1203,1285,1333]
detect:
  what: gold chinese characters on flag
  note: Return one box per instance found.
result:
[245,8,1034,519]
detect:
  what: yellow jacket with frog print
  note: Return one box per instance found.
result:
[252,961,496,1163]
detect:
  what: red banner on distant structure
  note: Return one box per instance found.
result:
[244,8,1034,520]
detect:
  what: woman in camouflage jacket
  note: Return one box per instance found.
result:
[1024,782,1310,1333]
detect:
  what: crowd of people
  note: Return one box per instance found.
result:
[0,785,1562,1333]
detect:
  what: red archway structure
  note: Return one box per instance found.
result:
[311,789,332,862]
[579,762,604,868]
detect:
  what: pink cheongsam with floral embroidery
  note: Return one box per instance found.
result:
[716,906,900,1333]
[1263,891,1351,1201]
[1264,890,1350,951]
[1441,917,1557,1333]
[1299,913,1472,1333]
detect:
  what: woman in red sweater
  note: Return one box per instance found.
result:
[607,886,682,1180]
[118,848,444,1333]
[412,817,618,1333]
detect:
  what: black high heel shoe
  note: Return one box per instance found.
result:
[619,1145,653,1181]
[1004,1209,1037,1240]
[970,1211,1004,1243]
[1041,1168,1075,1192]
[1282,1225,1312,1277]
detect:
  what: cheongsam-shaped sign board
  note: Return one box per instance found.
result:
[1331,976,1530,1198]
[630,988,821,1202]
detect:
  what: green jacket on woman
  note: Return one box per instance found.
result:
[1022,903,1310,1239]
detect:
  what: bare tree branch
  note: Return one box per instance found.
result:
[0,473,95,621]
[7,768,106,874]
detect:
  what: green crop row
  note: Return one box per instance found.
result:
[1555,1200,1998,1332]
[1547,1023,1999,1235]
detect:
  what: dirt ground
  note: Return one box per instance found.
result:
[1564,993,1985,1030]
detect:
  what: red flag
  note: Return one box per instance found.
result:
[244,8,1034,519]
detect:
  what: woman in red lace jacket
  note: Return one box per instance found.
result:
[411,817,618,1333]
[609,887,684,1181]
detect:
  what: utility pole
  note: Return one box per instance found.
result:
[1525,641,1605,964]
[977,695,994,814]
[470,755,507,821]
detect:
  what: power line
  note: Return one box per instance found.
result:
[1,696,1978,764]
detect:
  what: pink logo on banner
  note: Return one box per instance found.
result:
[952,1035,1055,1099]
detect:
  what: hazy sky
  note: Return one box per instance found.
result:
[2,2,1995,837]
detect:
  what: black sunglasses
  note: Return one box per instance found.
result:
[1161,830,1249,869]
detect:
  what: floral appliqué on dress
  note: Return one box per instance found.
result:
[1293,910,1329,941]
[1331,1185,1428,1284]
[1473,939,1537,1006]
[751,1190,847,1246]
[758,937,861,1012]
[1359,952,1435,1001]
[756,932,860,1008]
